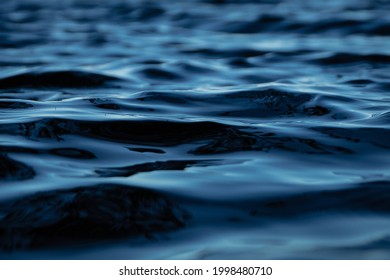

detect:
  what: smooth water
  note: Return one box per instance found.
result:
[0,0,389,259]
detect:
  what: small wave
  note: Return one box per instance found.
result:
[96,160,222,177]
[135,88,333,118]
[311,53,390,65]
[128,147,166,154]
[0,70,123,90]
[136,68,184,81]
[190,128,352,155]
[1,118,231,145]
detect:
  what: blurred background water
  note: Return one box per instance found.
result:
[0,0,389,259]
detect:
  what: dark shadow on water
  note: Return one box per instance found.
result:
[0,154,35,181]
[0,184,190,250]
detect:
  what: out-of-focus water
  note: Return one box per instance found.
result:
[0,0,389,259]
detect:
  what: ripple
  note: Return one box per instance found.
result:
[312,53,390,65]
[128,147,166,154]
[96,160,221,177]
[137,68,184,81]
[190,128,352,155]
[0,0,389,259]
[0,70,123,90]
[135,87,334,119]
[49,148,96,159]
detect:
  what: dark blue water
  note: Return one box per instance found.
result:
[0,0,389,259]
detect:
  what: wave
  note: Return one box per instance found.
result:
[0,0,389,259]
[0,70,124,90]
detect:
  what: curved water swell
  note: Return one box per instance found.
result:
[0,70,124,89]
[0,0,389,259]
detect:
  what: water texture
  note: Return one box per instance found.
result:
[0,0,389,259]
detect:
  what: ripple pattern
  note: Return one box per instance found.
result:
[0,0,389,259]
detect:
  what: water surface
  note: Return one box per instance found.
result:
[0,0,389,259]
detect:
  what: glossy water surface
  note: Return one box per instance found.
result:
[0,0,389,259]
